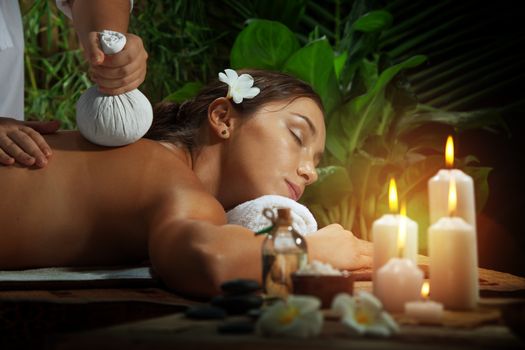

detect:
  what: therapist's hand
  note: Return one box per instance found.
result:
[0,117,60,167]
[85,32,148,96]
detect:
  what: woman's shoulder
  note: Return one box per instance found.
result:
[123,139,191,171]
[127,139,226,221]
[130,139,198,180]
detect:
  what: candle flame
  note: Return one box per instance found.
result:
[448,175,457,216]
[421,281,430,299]
[445,136,454,168]
[388,178,399,213]
[397,202,407,257]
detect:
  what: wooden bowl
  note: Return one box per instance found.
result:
[291,271,354,308]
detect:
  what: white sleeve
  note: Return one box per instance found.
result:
[55,0,134,20]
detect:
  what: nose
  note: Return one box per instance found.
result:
[298,160,318,185]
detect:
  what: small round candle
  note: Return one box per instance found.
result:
[375,258,423,313]
[404,282,444,324]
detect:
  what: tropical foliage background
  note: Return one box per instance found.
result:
[20,0,524,274]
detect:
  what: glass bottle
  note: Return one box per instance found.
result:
[261,207,308,299]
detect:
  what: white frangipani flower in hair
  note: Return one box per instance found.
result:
[331,291,400,337]
[256,295,324,338]
[218,69,261,104]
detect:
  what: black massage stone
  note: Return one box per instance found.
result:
[246,308,263,319]
[211,294,263,315]
[220,279,261,295]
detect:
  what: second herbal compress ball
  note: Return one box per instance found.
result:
[76,30,153,147]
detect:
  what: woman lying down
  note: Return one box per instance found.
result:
[0,69,372,298]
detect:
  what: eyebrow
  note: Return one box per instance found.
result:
[294,114,317,136]
[292,114,324,164]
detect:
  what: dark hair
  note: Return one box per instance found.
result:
[144,69,323,150]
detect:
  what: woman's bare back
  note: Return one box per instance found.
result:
[0,131,202,269]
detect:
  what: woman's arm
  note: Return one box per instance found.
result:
[148,190,372,298]
[149,217,266,298]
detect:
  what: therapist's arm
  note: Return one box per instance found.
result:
[68,0,148,95]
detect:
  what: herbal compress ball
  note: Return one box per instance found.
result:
[76,30,153,147]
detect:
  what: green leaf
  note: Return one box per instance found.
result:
[341,55,427,154]
[334,52,348,80]
[300,166,352,207]
[346,150,386,204]
[398,104,507,136]
[163,81,203,103]
[255,225,274,235]
[282,38,342,116]
[230,19,300,70]
[325,110,349,163]
[353,10,393,33]
[253,0,308,30]
[407,190,430,254]
[357,56,379,91]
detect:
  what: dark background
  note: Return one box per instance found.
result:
[391,0,525,275]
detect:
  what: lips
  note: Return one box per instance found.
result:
[286,180,303,201]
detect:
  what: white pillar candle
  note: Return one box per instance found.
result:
[404,282,444,324]
[428,169,476,229]
[372,179,418,295]
[372,214,418,288]
[375,257,424,313]
[428,216,479,310]
[428,136,476,229]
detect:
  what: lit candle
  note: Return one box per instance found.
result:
[428,136,476,229]
[374,212,423,313]
[428,176,479,310]
[372,179,418,295]
[404,281,444,324]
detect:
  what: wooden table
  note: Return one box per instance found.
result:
[1,263,525,350]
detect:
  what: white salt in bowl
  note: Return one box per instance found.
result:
[291,261,354,308]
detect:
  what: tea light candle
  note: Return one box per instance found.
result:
[404,281,444,324]
[428,176,479,310]
[374,214,423,313]
[372,179,418,295]
[428,136,476,229]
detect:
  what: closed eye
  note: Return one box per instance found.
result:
[290,130,303,146]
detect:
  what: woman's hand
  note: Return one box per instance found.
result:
[306,224,373,271]
[0,117,60,167]
[85,32,148,95]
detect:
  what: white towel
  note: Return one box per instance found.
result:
[226,195,318,236]
[0,265,153,282]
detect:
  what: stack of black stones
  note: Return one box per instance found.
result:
[184,279,264,334]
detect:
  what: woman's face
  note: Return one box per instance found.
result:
[221,97,325,209]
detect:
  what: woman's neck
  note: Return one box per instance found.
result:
[159,141,224,203]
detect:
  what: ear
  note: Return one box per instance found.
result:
[207,97,238,139]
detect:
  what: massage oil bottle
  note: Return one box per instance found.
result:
[261,208,308,299]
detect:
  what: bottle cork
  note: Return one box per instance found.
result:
[277,207,292,225]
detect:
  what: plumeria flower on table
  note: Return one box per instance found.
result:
[218,69,261,104]
[331,291,400,337]
[255,295,324,338]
